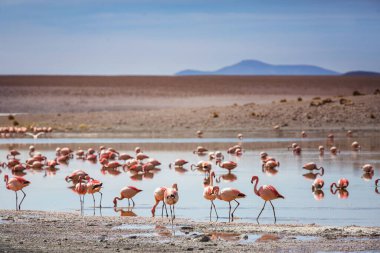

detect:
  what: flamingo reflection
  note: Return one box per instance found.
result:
[216,172,237,183]
[313,189,325,200]
[113,207,137,217]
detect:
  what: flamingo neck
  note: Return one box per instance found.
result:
[252,178,260,196]
[210,173,214,187]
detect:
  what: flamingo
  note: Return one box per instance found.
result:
[251,176,284,223]
[217,161,237,172]
[74,176,87,213]
[330,178,349,192]
[376,179,379,187]
[312,178,324,191]
[346,130,353,137]
[113,186,142,207]
[203,170,218,220]
[362,164,374,173]
[237,133,243,140]
[136,153,149,161]
[65,170,88,184]
[4,175,31,210]
[287,143,298,151]
[7,150,20,160]
[193,146,208,155]
[86,176,103,208]
[151,187,168,217]
[318,145,324,156]
[25,132,45,139]
[212,186,246,222]
[169,159,188,168]
[196,130,203,138]
[330,146,339,155]
[302,162,324,175]
[351,141,361,151]
[118,153,133,161]
[164,183,179,224]
[301,131,307,138]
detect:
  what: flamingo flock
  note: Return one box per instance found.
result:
[1,129,379,225]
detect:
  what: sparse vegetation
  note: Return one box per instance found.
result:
[8,114,15,120]
[340,98,353,105]
[280,99,287,103]
[212,112,219,118]
[13,120,19,126]
[79,124,89,131]
[374,89,380,95]
[297,97,302,102]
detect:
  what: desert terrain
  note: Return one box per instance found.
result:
[0,75,379,136]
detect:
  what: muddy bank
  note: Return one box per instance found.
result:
[0,210,379,252]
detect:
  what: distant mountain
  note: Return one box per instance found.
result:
[343,71,380,76]
[175,60,340,76]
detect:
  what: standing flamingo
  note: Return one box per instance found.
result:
[4,175,31,210]
[203,170,219,220]
[164,183,179,224]
[75,176,87,213]
[86,176,103,208]
[113,186,142,207]
[151,187,169,217]
[251,176,284,223]
[217,161,237,172]
[212,186,246,222]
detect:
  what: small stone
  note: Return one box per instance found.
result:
[186,248,194,251]
[129,236,137,239]
[43,239,47,243]
[199,235,210,242]
[242,235,248,240]
[19,241,23,245]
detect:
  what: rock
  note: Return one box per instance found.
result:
[199,235,211,242]
[129,235,137,239]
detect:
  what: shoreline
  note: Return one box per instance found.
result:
[1,210,380,252]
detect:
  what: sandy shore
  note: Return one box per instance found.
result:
[1,210,379,252]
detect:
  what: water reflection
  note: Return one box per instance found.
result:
[361,172,374,181]
[262,167,278,176]
[331,189,349,199]
[216,172,237,183]
[211,232,241,242]
[114,207,137,217]
[303,172,323,180]
[312,190,324,201]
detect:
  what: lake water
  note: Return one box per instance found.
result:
[0,132,379,226]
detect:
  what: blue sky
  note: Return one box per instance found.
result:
[0,0,379,75]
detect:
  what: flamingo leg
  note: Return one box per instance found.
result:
[257,201,267,221]
[209,202,213,221]
[98,191,103,208]
[269,200,277,223]
[169,205,173,225]
[92,194,96,208]
[128,198,131,207]
[173,205,176,220]
[164,202,168,217]
[231,200,240,221]
[211,200,218,220]
[19,190,27,211]
[131,198,135,207]
[152,200,159,217]
[228,201,232,222]
[15,191,18,211]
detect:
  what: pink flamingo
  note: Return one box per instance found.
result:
[151,187,168,217]
[203,170,219,220]
[65,170,88,184]
[362,164,373,173]
[74,176,87,213]
[7,150,20,160]
[169,159,188,168]
[164,183,179,224]
[312,178,324,191]
[4,175,31,210]
[86,176,103,208]
[330,178,349,191]
[113,186,142,207]
[212,186,246,222]
[251,176,284,223]
[217,161,237,172]
[302,162,324,175]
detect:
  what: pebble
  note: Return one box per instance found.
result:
[199,235,211,242]
[129,236,137,239]
[186,247,194,251]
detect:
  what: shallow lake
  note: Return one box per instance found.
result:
[0,131,379,226]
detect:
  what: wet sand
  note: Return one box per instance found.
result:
[0,210,379,252]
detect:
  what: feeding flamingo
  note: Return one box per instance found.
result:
[330,178,349,192]
[113,186,142,207]
[302,162,324,175]
[351,141,361,151]
[251,176,284,223]
[151,187,169,217]
[212,186,246,222]
[65,170,88,184]
[4,175,31,210]
[217,161,237,172]
[203,170,219,220]
[169,159,188,168]
[312,178,324,191]
[164,183,179,224]
[7,150,20,160]
[193,146,208,155]
[362,164,373,173]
